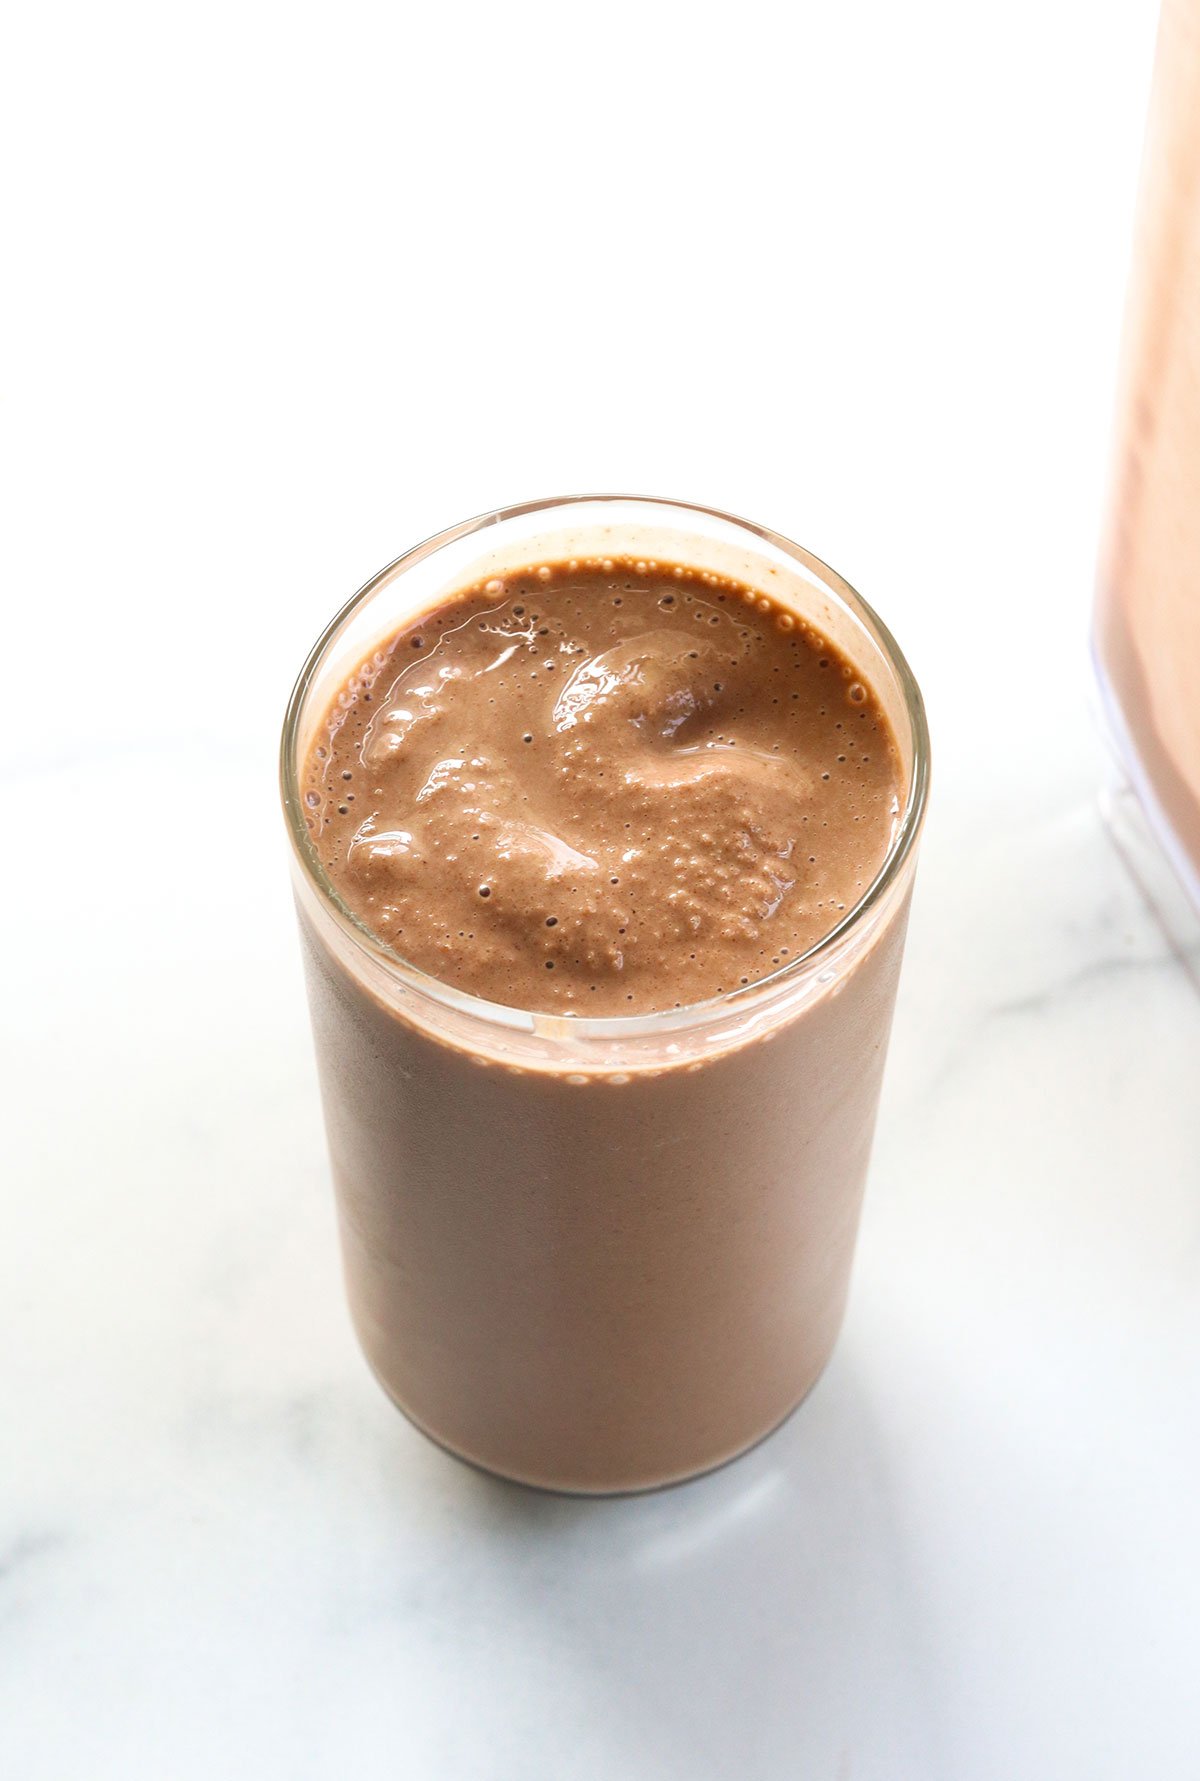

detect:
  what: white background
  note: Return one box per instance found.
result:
[5,1,1200,1777]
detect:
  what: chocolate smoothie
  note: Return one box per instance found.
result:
[304,562,899,1013]
[284,507,927,1492]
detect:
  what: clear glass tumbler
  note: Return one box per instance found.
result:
[281,496,929,1493]
[1094,0,1200,983]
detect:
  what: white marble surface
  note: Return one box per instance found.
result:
[6,2,1200,1775]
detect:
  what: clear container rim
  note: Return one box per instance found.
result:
[279,493,930,1042]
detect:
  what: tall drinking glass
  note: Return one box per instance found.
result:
[281,496,929,1492]
[1094,0,1200,980]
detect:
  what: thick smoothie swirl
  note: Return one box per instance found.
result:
[305,557,901,1014]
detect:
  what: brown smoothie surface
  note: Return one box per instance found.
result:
[304,557,902,1013]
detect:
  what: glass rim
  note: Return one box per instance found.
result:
[280,493,930,1040]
